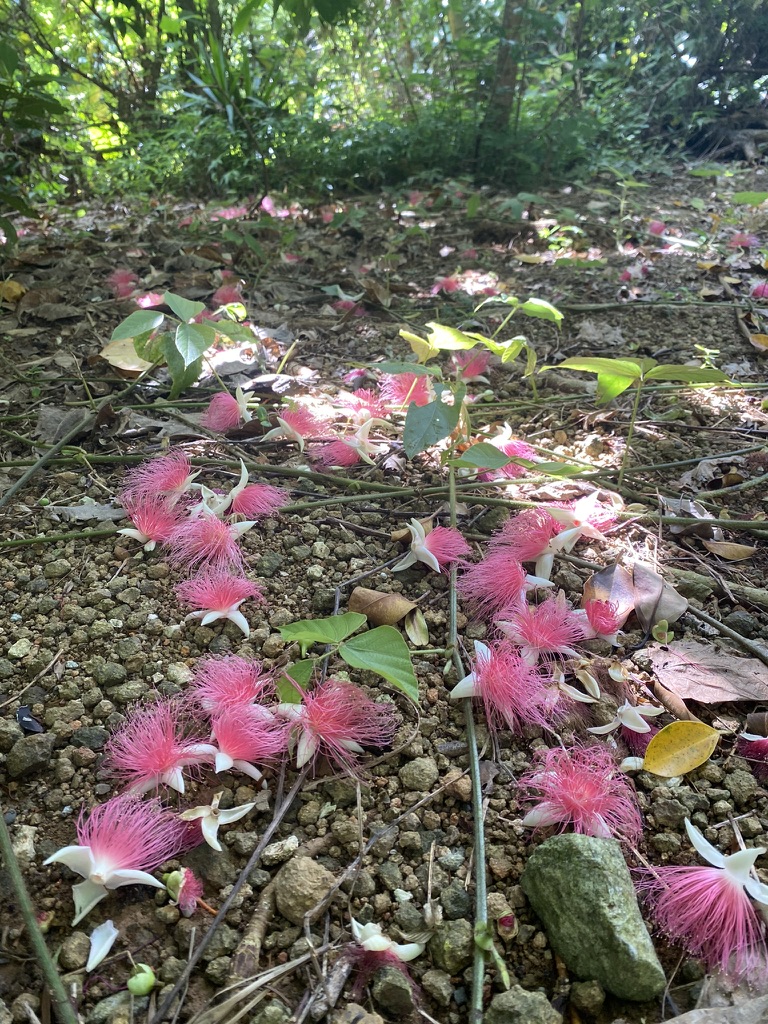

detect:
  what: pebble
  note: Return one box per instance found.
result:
[372,966,417,1015]
[87,993,148,1024]
[273,856,337,925]
[10,825,36,867]
[422,968,454,1007]
[521,834,665,1001]
[59,932,91,970]
[440,880,472,919]
[7,639,32,659]
[443,767,472,801]
[0,721,24,753]
[723,610,759,637]
[429,919,474,974]
[651,798,688,827]
[485,986,562,1024]
[398,756,438,791]
[90,661,127,687]
[261,835,299,865]
[332,1004,384,1024]
[43,558,71,579]
[725,769,757,807]
[571,980,606,1015]
[6,733,56,779]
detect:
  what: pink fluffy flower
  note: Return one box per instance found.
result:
[379,372,433,409]
[336,389,388,423]
[103,700,208,795]
[577,599,622,645]
[43,795,197,925]
[261,406,330,451]
[478,426,537,481]
[175,570,264,637]
[278,679,398,776]
[648,220,667,236]
[311,439,365,468]
[209,205,247,221]
[201,388,251,432]
[108,269,139,298]
[212,284,244,306]
[229,483,288,519]
[492,509,560,562]
[189,654,274,713]
[737,734,768,782]
[458,550,532,620]
[450,350,492,382]
[118,495,186,552]
[730,231,760,249]
[520,743,642,844]
[120,451,198,504]
[393,519,471,574]
[751,281,768,300]
[636,818,768,982]
[166,866,204,917]
[332,299,366,317]
[497,592,587,664]
[190,708,288,781]
[167,513,255,572]
[431,275,461,295]
[450,640,549,733]
[135,291,164,308]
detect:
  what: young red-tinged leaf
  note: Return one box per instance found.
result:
[582,563,635,627]
[648,641,768,704]
[643,721,719,777]
[632,563,688,631]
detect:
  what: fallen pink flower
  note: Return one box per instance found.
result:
[311,438,365,468]
[497,592,587,665]
[730,232,760,249]
[430,276,461,295]
[636,818,768,982]
[118,495,187,552]
[277,679,397,775]
[491,508,561,578]
[189,707,288,781]
[393,518,471,574]
[751,281,768,299]
[578,598,622,645]
[736,734,768,782]
[332,299,366,317]
[165,866,204,917]
[458,549,551,620]
[449,640,549,733]
[209,205,248,221]
[648,220,667,236]
[108,269,139,298]
[212,284,244,306]
[478,426,537,481]
[336,389,388,423]
[261,405,330,452]
[189,654,274,713]
[120,450,199,504]
[43,795,196,925]
[103,700,207,795]
[379,372,433,410]
[167,514,256,573]
[135,291,164,308]
[229,483,288,519]
[201,387,252,432]
[175,570,264,637]
[450,349,492,382]
[520,743,642,844]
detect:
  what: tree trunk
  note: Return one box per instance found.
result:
[476,0,522,150]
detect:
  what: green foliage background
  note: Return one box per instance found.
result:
[1,0,767,204]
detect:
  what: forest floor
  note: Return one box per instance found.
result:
[2,163,768,1024]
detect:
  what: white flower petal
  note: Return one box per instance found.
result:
[522,803,568,828]
[107,869,165,890]
[362,935,393,952]
[414,544,441,573]
[619,757,645,773]
[200,610,224,627]
[685,818,726,869]
[232,759,264,783]
[723,848,765,887]
[533,553,555,582]
[214,751,235,773]
[587,721,619,735]
[473,641,492,668]
[391,941,425,962]
[43,845,94,879]
[226,609,251,637]
[201,816,223,852]
[557,681,598,703]
[71,880,109,926]
[86,920,119,972]
[449,673,479,700]
[744,875,768,905]
[616,703,653,733]
[230,520,257,538]
[217,802,257,826]
[392,551,417,572]
[296,731,318,768]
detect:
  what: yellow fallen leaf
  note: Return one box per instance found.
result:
[696,260,722,272]
[0,279,26,302]
[749,333,768,352]
[702,540,756,561]
[516,254,544,264]
[99,337,154,376]
[643,721,719,777]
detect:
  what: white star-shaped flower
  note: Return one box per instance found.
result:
[392,518,439,573]
[43,848,165,926]
[351,919,424,962]
[684,818,768,905]
[587,699,664,736]
[179,792,256,852]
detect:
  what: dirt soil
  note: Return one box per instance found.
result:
[2,165,768,1024]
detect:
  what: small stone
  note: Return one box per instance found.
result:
[274,856,337,925]
[109,682,148,704]
[570,980,605,1015]
[159,957,186,983]
[422,968,454,1007]
[438,847,466,872]
[255,552,285,576]
[11,825,36,867]
[725,769,757,807]
[485,986,562,1024]
[297,801,321,825]
[440,880,472,920]
[201,924,239,961]
[332,1004,384,1024]
[166,662,193,685]
[261,634,285,657]
[377,861,403,891]
[44,559,71,579]
[59,932,91,971]
[372,966,416,1015]
[6,734,56,779]
[651,799,688,828]
[723,611,759,637]
[429,919,473,974]
[7,638,32,659]
[443,767,472,802]
[87,992,148,1024]
[398,757,439,792]
[650,833,682,855]
[71,727,110,750]
[185,845,240,888]
[91,661,127,687]
[204,956,231,984]
[0,720,23,753]
[487,893,512,919]
[261,835,299,865]
[252,1003,292,1024]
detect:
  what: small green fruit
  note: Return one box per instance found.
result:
[127,964,156,996]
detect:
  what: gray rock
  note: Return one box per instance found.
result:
[398,756,439,791]
[651,799,688,827]
[44,559,71,579]
[485,986,562,1024]
[521,834,665,1001]
[0,720,23,753]
[723,611,759,637]
[204,956,231,984]
[202,924,239,961]
[429,919,473,974]
[422,968,454,1007]
[377,861,403,891]
[7,638,32,659]
[274,856,337,925]
[332,1004,384,1024]
[440,879,472,919]
[6,733,56,779]
[71,726,110,750]
[185,845,240,888]
[87,992,148,1024]
[254,552,285,576]
[570,979,605,1015]
[91,661,127,687]
[372,965,416,1015]
[725,769,757,807]
[108,682,147,704]
[59,931,90,970]
[252,1003,292,1024]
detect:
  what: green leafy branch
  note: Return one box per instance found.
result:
[276,611,418,703]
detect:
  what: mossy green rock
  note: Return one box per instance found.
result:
[520,834,665,1001]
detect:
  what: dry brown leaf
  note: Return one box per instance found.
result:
[99,337,154,376]
[702,540,756,561]
[348,587,416,626]
[404,608,429,646]
[632,563,688,631]
[749,333,768,351]
[390,517,431,544]
[648,640,768,703]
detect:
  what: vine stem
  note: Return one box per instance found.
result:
[448,466,487,1021]
[0,805,80,1024]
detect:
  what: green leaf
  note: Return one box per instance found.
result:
[214,320,261,344]
[160,337,203,399]
[339,625,418,702]
[450,442,513,470]
[532,460,590,478]
[645,365,730,385]
[163,290,206,322]
[373,360,442,377]
[518,297,563,325]
[466,193,482,218]
[234,0,266,34]
[402,383,464,458]
[475,922,511,989]
[732,191,768,206]
[111,310,164,341]
[279,612,366,647]
[596,372,638,404]
[545,356,648,378]
[425,322,482,351]
[133,330,167,363]
[175,322,216,367]
[276,659,314,702]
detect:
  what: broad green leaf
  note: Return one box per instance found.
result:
[275,659,314,702]
[645,365,730,385]
[373,359,441,377]
[466,194,482,218]
[214,320,261,344]
[688,166,723,177]
[545,356,649,378]
[643,721,719,777]
[163,291,206,322]
[175,322,216,367]
[111,310,164,341]
[133,330,167,363]
[233,0,266,34]
[160,337,203,399]
[402,383,464,458]
[339,625,418,703]
[499,337,526,364]
[532,460,590,478]
[732,191,768,206]
[400,329,439,363]
[518,298,563,325]
[596,372,638,404]
[451,442,513,470]
[280,612,366,646]
[425,322,481,351]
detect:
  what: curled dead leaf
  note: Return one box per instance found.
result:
[404,607,429,646]
[390,517,431,544]
[702,540,756,561]
[632,563,688,631]
[348,587,416,626]
[99,337,154,376]
[0,279,26,302]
